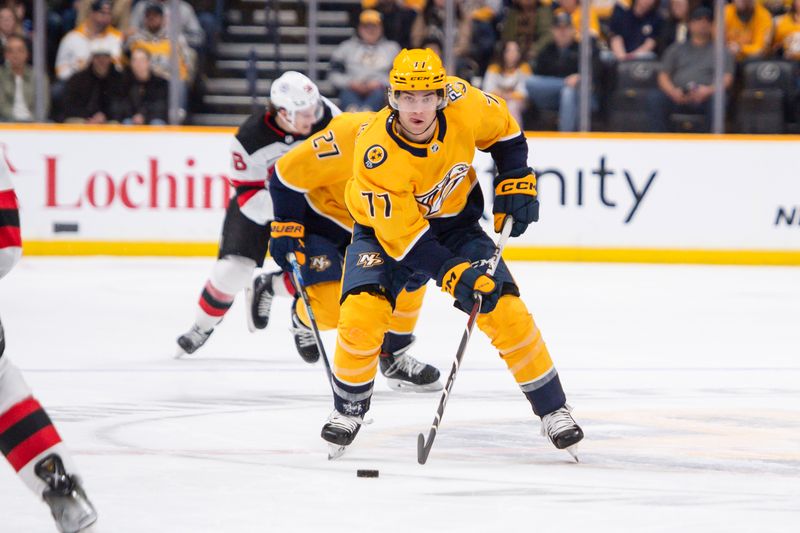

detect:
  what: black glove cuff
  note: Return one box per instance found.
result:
[495,166,534,183]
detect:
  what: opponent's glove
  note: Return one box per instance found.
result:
[269,220,305,271]
[437,258,501,314]
[493,167,539,238]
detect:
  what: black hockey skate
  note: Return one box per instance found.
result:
[321,410,363,459]
[35,454,98,533]
[245,272,277,332]
[540,404,584,462]
[175,324,213,358]
[380,336,442,392]
[290,304,319,363]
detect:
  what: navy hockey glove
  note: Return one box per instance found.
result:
[269,220,305,272]
[493,167,539,238]
[437,258,501,314]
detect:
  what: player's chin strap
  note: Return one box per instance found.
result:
[417,216,515,465]
[287,253,335,387]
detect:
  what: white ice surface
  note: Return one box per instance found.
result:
[0,258,798,532]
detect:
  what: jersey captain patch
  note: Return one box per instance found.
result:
[414,162,471,216]
[364,145,387,169]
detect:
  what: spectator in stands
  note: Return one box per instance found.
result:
[6,0,30,36]
[525,12,599,131]
[63,41,125,123]
[0,34,46,121]
[127,2,193,107]
[130,0,205,50]
[462,0,502,73]
[55,0,122,82]
[411,0,476,77]
[658,0,690,54]
[367,0,417,49]
[554,0,602,41]
[647,7,733,132]
[501,0,554,62]
[119,48,168,125]
[608,0,662,61]
[421,36,443,58]
[772,0,800,61]
[329,9,399,112]
[76,0,132,32]
[724,0,773,61]
[0,6,21,64]
[483,40,531,126]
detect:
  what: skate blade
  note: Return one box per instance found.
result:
[327,443,347,460]
[174,347,189,359]
[244,287,256,333]
[385,379,443,393]
[565,444,580,463]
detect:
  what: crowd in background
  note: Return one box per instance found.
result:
[0,0,798,131]
[350,0,799,132]
[0,0,217,123]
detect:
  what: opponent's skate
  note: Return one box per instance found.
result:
[290,304,319,363]
[35,454,98,533]
[175,324,213,357]
[245,272,278,332]
[541,404,584,462]
[321,410,363,460]
[380,336,442,392]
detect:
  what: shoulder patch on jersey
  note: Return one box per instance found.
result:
[446,81,468,103]
[363,144,387,169]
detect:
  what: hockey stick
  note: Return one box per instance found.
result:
[287,253,334,384]
[417,216,515,465]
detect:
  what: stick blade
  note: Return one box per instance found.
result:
[417,433,428,465]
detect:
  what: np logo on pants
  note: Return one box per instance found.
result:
[356,252,384,268]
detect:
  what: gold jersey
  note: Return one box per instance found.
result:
[346,76,523,261]
[272,112,374,231]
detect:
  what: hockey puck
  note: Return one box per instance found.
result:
[356,469,379,478]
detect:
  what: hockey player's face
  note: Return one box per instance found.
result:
[396,91,439,139]
[283,105,319,135]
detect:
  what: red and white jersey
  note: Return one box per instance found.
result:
[228,97,339,225]
[0,154,22,280]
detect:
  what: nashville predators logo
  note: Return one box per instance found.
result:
[364,145,387,169]
[446,81,467,102]
[309,255,332,272]
[356,252,384,268]
[415,163,471,216]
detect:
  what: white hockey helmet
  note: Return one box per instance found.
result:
[269,71,324,127]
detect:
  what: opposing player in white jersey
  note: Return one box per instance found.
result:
[0,155,98,532]
[176,72,340,356]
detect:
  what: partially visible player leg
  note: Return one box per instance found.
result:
[0,335,97,532]
[291,280,341,363]
[380,286,442,392]
[476,295,582,451]
[321,290,392,451]
[245,270,295,332]
[286,233,346,363]
[176,197,269,356]
[454,227,583,458]
[176,255,257,356]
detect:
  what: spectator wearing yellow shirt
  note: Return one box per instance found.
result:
[724,0,774,61]
[555,0,602,41]
[773,0,800,60]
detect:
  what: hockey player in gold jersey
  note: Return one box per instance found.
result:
[320,49,584,459]
[267,111,442,392]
